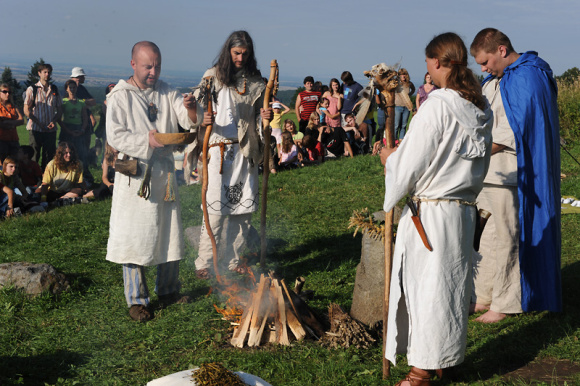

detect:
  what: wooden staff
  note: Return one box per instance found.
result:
[382,86,396,379]
[260,60,278,266]
[200,78,222,283]
[368,67,398,379]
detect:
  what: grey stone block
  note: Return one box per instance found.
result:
[0,262,70,296]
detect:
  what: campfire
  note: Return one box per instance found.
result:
[215,272,325,348]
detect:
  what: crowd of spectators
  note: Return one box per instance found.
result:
[0,65,116,219]
[266,68,427,173]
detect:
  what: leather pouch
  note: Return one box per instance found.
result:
[115,154,141,177]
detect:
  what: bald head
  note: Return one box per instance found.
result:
[132,41,161,60]
[130,41,162,89]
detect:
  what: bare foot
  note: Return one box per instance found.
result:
[469,303,490,314]
[475,310,507,323]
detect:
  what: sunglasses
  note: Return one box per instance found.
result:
[1,90,11,94]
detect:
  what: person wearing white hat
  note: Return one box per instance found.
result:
[70,67,95,107]
[70,67,96,186]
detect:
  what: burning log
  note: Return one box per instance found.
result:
[230,274,323,348]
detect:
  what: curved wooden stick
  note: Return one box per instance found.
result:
[260,60,278,267]
[382,87,396,379]
[200,78,222,283]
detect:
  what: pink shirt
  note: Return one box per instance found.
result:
[325,95,341,128]
[280,145,298,163]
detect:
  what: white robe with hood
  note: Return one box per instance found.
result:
[105,79,200,266]
[383,89,492,369]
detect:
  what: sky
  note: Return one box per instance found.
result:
[2,0,578,88]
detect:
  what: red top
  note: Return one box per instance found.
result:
[298,90,321,120]
[0,103,19,142]
[307,142,324,161]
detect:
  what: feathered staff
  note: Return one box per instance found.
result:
[260,60,278,266]
[199,77,222,283]
[363,63,399,379]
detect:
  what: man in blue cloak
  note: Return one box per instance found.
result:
[469,28,561,323]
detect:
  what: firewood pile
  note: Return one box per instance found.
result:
[230,273,325,348]
[321,303,376,349]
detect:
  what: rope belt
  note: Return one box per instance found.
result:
[411,196,477,216]
[209,139,239,174]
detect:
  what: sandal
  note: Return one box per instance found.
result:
[395,367,434,386]
[129,305,152,322]
[195,268,211,280]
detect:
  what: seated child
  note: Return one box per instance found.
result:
[17,145,42,196]
[84,141,117,200]
[305,111,321,139]
[318,124,354,158]
[1,156,30,217]
[342,113,369,155]
[298,134,324,166]
[284,119,303,147]
[39,142,84,204]
[278,131,298,170]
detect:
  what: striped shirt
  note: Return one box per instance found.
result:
[24,81,62,132]
[298,90,321,120]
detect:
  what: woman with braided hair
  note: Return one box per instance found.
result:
[380,32,492,385]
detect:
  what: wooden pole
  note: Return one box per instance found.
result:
[381,86,397,379]
[364,66,399,379]
[200,78,222,283]
[260,60,278,266]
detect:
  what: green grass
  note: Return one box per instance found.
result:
[2,142,580,385]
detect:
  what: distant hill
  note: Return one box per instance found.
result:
[276,90,295,107]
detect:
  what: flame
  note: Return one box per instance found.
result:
[212,259,257,323]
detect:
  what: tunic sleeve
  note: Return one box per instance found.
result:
[383,100,444,211]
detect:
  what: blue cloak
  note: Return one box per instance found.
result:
[483,51,562,312]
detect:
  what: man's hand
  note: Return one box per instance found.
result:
[148,129,164,148]
[380,146,397,166]
[202,111,214,127]
[183,93,198,124]
[260,107,273,122]
[183,93,197,110]
[47,121,56,130]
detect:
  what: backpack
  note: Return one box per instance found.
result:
[29,83,59,110]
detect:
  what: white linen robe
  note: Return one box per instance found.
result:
[105,79,200,266]
[383,89,492,369]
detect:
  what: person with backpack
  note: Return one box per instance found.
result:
[24,63,62,171]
